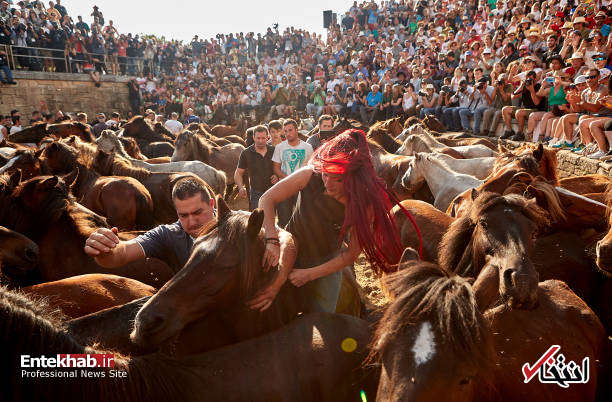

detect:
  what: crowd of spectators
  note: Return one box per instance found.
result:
[4,1,612,159]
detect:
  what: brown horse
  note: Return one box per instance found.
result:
[368,122,402,153]
[393,199,453,263]
[559,174,610,195]
[130,198,307,350]
[0,225,38,284]
[372,253,605,402]
[9,121,94,143]
[187,122,247,146]
[21,273,156,319]
[447,144,558,217]
[118,136,147,160]
[439,191,547,309]
[3,288,376,402]
[121,115,175,158]
[596,187,612,275]
[92,150,204,224]
[43,141,155,230]
[0,149,46,180]
[172,130,244,186]
[368,140,415,200]
[7,122,48,143]
[210,122,245,138]
[0,172,175,286]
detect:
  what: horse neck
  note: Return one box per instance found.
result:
[421,132,443,147]
[417,156,459,194]
[112,159,150,181]
[72,163,99,197]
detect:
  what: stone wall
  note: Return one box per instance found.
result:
[556,149,612,178]
[0,71,131,120]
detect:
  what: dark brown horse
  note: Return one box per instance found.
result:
[43,141,155,230]
[21,273,156,319]
[121,116,175,158]
[439,191,548,309]
[92,149,203,224]
[9,121,94,143]
[0,225,38,284]
[372,252,605,402]
[0,172,175,286]
[3,287,375,402]
[131,198,307,350]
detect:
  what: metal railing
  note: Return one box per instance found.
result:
[3,44,147,76]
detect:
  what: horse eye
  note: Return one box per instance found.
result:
[459,377,472,385]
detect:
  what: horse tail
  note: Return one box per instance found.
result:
[134,191,156,230]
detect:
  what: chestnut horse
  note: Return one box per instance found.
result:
[43,141,155,230]
[92,150,206,224]
[372,253,605,402]
[0,172,175,286]
[0,149,46,180]
[120,115,175,158]
[368,140,416,201]
[596,186,612,276]
[438,191,548,309]
[368,122,402,153]
[0,225,38,284]
[21,274,156,319]
[2,288,376,402]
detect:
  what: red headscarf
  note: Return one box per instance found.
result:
[309,129,422,274]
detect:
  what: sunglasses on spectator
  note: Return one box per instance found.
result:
[587,75,599,79]
[594,57,606,61]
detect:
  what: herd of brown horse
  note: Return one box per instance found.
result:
[0,113,611,401]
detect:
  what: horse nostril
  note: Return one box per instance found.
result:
[503,268,515,288]
[24,246,39,263]
[141,314,165,334]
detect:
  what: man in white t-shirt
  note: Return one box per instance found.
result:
[165,112,184,134]
[271,119,313,227]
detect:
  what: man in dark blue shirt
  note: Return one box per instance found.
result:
[84,177,215,272]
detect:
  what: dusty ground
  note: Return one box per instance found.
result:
[353,254,390,309]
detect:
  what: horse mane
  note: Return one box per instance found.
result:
[72,121,95,142]
[504,178,567,225]
[371,261,494,374]
[189,132,214,163]
[93,151,150,181]
[118,136,146,159]
[439,192,550,277]
[406,135,433,154]
[403,116,422,129]
[368,124,402,153]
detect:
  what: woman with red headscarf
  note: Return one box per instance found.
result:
[248,129,420,313]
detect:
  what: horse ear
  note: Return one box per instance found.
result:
[498,143,508,153]
[247,209,264,240]
[533,143,544,161]
[470,188,479,201]
[399,247,419,266]
[39,176,59,191]
[472,262,500,312]
[9,169,21,187]
[67,136,76,144]
[62,168,78,189]
[216,195,231,220]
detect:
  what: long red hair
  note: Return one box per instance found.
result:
[309,129,421,274]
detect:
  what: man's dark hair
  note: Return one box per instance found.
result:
[12,116,20,125]
[111,112,120,119]
[283,118,298,129]
[10,109,18,117]
[171,177,214,203]
[268,119,283,131]
[318,114,334,125]
[253,124,268,136]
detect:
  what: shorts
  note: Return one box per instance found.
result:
[509,107,538,118]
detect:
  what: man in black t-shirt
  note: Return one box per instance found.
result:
[234,125,278,210]
[501,70,544,139]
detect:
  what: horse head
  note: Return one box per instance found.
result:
[372,253,494,402]
[130,197,267,349]
[439,191,547,310]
